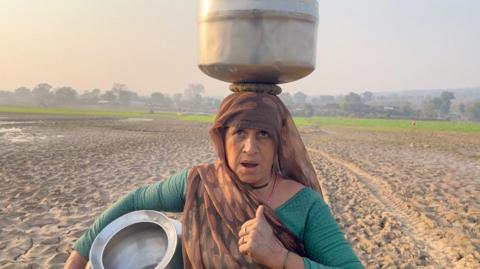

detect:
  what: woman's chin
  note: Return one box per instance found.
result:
[237,174,262,185]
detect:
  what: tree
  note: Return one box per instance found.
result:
[293,91,307,105]
[458,103,466,115]
[0,90,12,99]
[432,97,442,110]
[184,84,205,100]
[54,87,77,104]
[163,95,173,109]
[106,83,136,106]
[150,92,169,109]
[117,90,134,106]
[32,83,53,106]
[32,83,52,97]
[344,92,362,104]
[466,101,480,121]
[91,88,101,98]
[420,98,438,119]
[299,103,314,117]
[202,96,222,112]
[311,95,335,106]
[150,92,165,106]
[279,92,294,110]
[173,93,183,111]
[14,87,31,99]
[342,92,363,113]
[362,91,374,103]
[419,91,455,119]
[211,98,221,111]
[399,101,415,117]
[184,84,205,111]
[79,88,101,103]
[101,90,116,104]
[438,91,455,116]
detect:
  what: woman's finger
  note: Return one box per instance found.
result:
[238,236,245,248]
[238,239,251,255]
[238,221,257,237]
[240,218,256,229]
[238,232,252,246]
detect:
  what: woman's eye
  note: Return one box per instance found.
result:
[234,129,245,136]
[258,131,270,138]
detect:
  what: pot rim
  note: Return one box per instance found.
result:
[198,0,318,20]
[89,210,178,269]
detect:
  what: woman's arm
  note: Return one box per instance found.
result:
[301,193,364,269]
[64,251,87,269]
[69,169,188,261]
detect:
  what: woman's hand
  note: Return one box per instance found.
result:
[64,250,87,269]
[238,205,288,269]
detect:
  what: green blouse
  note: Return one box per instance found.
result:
[75,169,363,269]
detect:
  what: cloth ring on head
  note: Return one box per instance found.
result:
[244,226,248,235]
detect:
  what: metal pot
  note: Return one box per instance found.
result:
[89,210,183,269]
[198,0,319,84]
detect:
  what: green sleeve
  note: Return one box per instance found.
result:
[74,169,189,258]
[302,191,364,269]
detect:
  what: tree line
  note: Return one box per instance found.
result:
[279,90,480,121]
[0,83,220,114]
[1,84,479,121]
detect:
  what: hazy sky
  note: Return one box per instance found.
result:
[1,0,479,96]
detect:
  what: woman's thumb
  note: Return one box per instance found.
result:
[255,205,266,220]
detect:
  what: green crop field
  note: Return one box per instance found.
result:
[178,114,480,133]
[301,117,480,133]
[0,106,176,118]
[2,106,479,133]
[177,114,216,123]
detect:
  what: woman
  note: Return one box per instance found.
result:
[65,92,363,269]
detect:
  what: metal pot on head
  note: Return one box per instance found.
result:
[89,210,183,269]
[198,0,319,85]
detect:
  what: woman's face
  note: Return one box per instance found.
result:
[224,127,276,186]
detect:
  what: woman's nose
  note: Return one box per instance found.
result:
[242,136,259,154]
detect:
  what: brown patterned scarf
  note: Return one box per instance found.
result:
[181,92,323,268]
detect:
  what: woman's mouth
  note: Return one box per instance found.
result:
[240,162,258,173]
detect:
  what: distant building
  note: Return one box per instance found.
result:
[98,100,110,105]
[383,106,398,111]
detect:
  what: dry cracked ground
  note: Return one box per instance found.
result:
[0,115,479,268]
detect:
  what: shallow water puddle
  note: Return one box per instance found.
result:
[122,118,154,122]
[0,127,22,133]
[0,121,36,126]
[0,127,33,143]
[0,127,49,143]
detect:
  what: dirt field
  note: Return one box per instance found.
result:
[0,115,479,268]
[302,126,480,268]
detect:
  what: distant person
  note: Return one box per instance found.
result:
[65,92,363,268]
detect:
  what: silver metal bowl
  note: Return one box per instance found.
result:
[198,0,319,84]
[89,210,183,269]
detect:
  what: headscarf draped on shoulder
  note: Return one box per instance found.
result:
[182,92,323,268]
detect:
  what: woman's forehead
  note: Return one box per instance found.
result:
[226,126,276,137]
[227,126,265,132]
